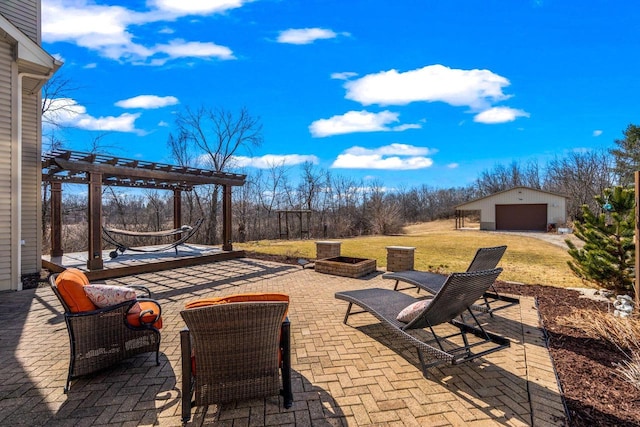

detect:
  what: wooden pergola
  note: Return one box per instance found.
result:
[42,150,246,271]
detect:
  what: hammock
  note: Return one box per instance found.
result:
[102,218,204,259]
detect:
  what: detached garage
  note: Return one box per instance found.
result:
[455,187,567,231]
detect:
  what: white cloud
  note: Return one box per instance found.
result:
[309,110,420,137]
[331,71,358,80]
[115,95,179,109]
[43,98,141,133]
[75,113,141,132]
[447,163,459,169]
[233,154,319,168]
[346,143,433,157]
[331,143,434,170]
[154,40,235,62]
[158,121,170,127]
[277,28,338,45]
[42,0,238,65]
[473,106,530,124]
[42,1,133,45]
[149,0,246,15]
[344,64,511,110]
[83,63,97,69]
[393,123,422,131]
[593,130,603,137]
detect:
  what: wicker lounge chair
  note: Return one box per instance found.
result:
[180,299,293,423]
[382,245,518,313]
[335,268,510,376]
[49,270,162,392]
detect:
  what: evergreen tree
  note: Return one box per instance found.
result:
[566,186,636,292]
[610,124,640,186]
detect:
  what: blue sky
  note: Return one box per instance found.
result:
[40,0,640,190]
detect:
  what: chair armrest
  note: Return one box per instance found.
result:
[127,285,152,298]
[279,317,293,408]
[65,299,138,318]
[180,327,194,423]
[280,317,291,361]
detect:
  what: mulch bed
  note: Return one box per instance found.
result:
[28,256,640,426]
[494,282,640,427]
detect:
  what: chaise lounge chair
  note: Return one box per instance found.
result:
[382,245,518,313]
[335,268,510,376]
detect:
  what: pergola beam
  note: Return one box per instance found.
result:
[50,158,245,187]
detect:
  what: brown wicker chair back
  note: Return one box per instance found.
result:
[180,301,292,422]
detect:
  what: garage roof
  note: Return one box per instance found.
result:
[455,186,567,209]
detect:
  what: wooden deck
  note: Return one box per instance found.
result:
[42,244,245,280]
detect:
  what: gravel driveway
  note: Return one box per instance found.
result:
[489,230,584,249]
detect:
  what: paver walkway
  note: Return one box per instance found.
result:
[0,259,567,426]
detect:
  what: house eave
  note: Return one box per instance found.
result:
[0,12,61,76]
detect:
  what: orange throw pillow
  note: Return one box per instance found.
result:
[127,300,163,329]
[55,268,97,313]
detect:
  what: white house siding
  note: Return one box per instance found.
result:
[0,41,13,290]
[21,93,41,275]
[0,1,39,42]
[457,187,567,231]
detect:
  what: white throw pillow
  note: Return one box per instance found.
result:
[396,299,431,323]
[84,284,138,309]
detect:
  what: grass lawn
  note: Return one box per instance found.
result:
[236,219,586,288]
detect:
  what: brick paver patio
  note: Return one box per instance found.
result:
[0,259,567,426]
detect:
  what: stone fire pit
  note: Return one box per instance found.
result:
[315,256,377,278]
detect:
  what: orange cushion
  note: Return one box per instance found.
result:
[127,300,163,329]
[55,268,97,313]
[185,293,290,317]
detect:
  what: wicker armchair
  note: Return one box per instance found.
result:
[49,270,162,392]
[180,300,292,423]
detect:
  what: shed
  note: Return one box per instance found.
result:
[455,187,567,231]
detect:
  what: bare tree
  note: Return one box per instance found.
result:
[41,72,82,128]
[167,131,203,227]
[474,161,542,197]
[544,150,614,221]
[171,106,263,244]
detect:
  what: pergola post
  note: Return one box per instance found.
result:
[87,171,103,270]
[50,181,63,257]
[635,171,639,310]
[173,189,182,243]
[222,185,233,251]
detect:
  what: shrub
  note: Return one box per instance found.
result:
[559,308,640,390]
[566,186,635,292]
